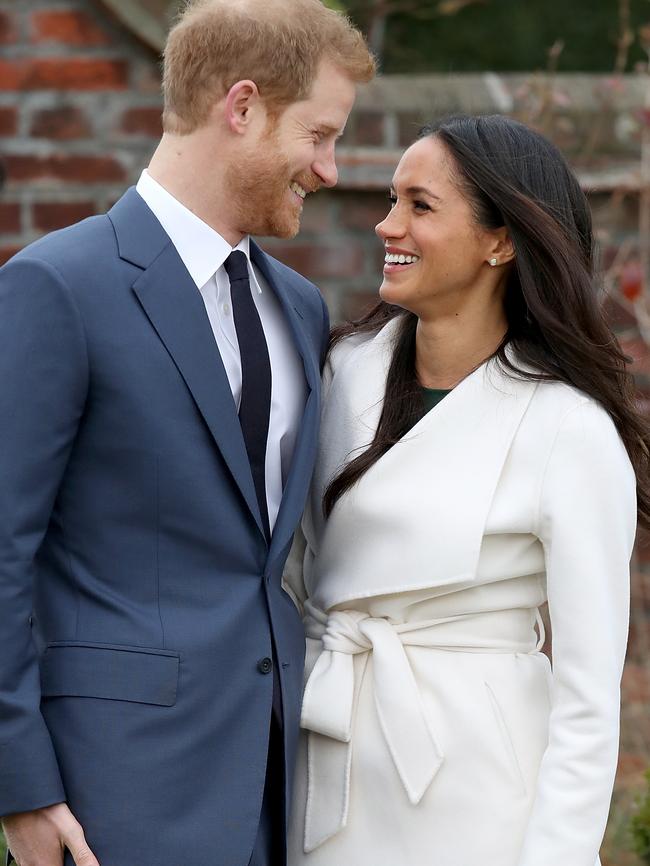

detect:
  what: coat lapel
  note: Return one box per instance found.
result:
[109,189,264,539]
[310,318,539,610]
[250,244,322,566]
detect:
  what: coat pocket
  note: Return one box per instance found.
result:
[40,641,180,707]
[484,681,527,796]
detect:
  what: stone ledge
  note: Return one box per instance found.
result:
[335,148,646,193]
[356,73,650,114]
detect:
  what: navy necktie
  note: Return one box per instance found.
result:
[224,251,272,543]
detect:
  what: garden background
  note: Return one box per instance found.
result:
[0,0,650,862]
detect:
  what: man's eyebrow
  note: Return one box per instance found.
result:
[317,123,345,138]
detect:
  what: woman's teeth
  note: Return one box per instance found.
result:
[290,182,307,199]
[385,253,420,265]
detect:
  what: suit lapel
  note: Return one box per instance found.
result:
[251,244,322,565]
[250,242,320,391]
[109,189,265,539]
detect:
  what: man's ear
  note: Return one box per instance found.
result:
[224,80,262,134]
[487,226,515,265]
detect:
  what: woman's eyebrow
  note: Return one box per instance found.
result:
[390,183,442,202]
[404,185,442,202]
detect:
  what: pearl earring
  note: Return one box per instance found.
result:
[489,257,498,267]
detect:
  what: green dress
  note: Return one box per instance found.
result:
[421,386,451,415]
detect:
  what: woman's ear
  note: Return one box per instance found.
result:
[487,226,515,266]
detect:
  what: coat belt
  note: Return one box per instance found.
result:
[300,600,544,853]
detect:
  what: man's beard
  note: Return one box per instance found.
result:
[225,131,318,239]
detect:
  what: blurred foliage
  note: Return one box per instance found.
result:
[333,0,650,73]
[631,770,650,864]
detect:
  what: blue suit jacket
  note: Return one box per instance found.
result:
[0,188,328,865]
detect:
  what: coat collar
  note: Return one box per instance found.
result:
[306,317,539,609]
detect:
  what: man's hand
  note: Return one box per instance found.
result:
[1,803,99,866]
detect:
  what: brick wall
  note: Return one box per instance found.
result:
[0,0,161,264]
[0,1,650,858]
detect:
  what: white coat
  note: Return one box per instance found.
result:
[284,316,637,866]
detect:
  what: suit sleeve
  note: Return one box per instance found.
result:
[282,287,330,610]
[317,287,330,371]
[0,256,89,816]
[517,399,637,866]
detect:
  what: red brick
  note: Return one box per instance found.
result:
[341,195,391,232]
[0,246,22,266]
[616,751,648,778]
[0,11,16,44]
[341,289,382,321]
[31,11,110,46]
[266,241,364,280]
[630,575,650,612]
[637,531,650,564]
[0,202,20,233]
[32,201,96,232]
[0,60,23,90]
[120,107,162,137]
[399,111,426,147]
[30,106,91,140]
[621,337,650,377]
[4,154,125,184]
[603,292,638,330]
[299,195,334,234]
[354,111,385,147]
[0,60,128,91]
[0,106,17,136]
[622,663,650,703]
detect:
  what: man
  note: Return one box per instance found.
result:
[0,1,374,863]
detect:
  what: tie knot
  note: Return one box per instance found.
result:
[224,250,249,284]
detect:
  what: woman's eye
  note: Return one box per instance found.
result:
[388,193,397,207]
[413,200,431,212]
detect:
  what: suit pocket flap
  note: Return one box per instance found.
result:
[40,642,180,707]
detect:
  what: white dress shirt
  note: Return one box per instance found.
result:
[136,169,307,533]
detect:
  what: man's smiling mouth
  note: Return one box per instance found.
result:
[290,181,307,200]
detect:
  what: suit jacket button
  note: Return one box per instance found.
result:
[257,657,273,675]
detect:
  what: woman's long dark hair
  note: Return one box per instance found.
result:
[324,114,650,529]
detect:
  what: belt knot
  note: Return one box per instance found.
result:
[318,607,374,656]
[300,600,444,853]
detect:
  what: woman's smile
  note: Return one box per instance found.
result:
[383,245,421,275]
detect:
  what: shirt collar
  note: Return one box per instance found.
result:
[136,169,252,289]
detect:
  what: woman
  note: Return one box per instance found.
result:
[284,115,650,866]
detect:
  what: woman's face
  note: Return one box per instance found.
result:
[376,136,504,319]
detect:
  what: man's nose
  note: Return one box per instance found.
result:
[313,151,338,189]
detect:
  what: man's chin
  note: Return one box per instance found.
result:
[275,223,300,240]
[265,213,301,240]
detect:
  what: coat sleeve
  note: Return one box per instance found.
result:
[517,398,637,866]
[0,256,89,817]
